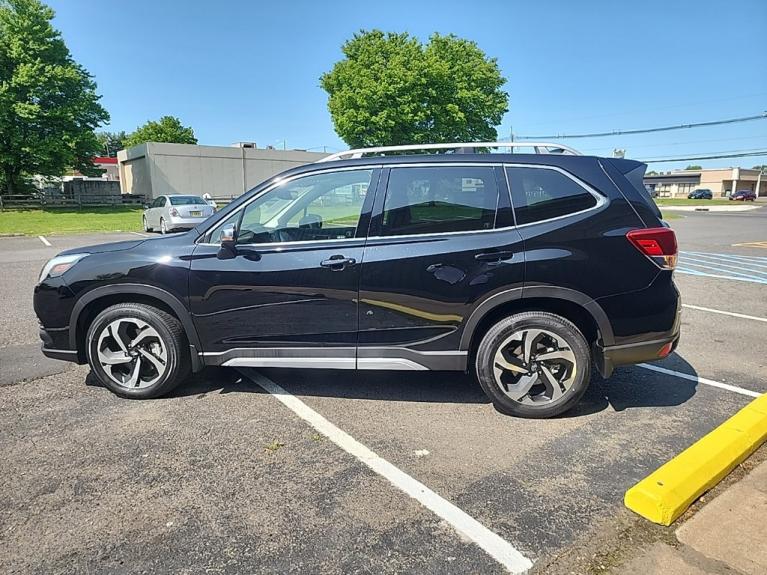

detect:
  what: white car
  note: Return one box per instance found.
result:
[142,195,215,234]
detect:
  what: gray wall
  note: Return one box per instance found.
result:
[118,143,328,200]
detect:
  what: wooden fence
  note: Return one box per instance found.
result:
[0,193,146,211]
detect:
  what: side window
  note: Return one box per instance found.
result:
[208,169,374,245]
[505,167,598,225]
[152,197,165,208]
[381,167,498,236]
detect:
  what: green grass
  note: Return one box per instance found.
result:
[655,198,733,206]
[660,211,683,220]
[0,206,144,236]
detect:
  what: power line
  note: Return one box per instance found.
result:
[639,149,767,163]
[579,134,767,153]
[518,112,767,140]
[514,92,767,129]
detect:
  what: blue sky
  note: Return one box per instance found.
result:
[49,0,766,170]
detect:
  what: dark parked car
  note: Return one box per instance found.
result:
[688,188,713,200]
[730,190,756,201]
[34,142,680,418]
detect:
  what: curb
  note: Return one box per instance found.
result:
[625,393,767,526]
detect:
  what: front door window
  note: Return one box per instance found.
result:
[209,170,374,245]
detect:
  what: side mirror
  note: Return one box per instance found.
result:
[217,224,237,259]
[143,203,150,209]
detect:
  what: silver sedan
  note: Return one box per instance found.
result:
[142,195,215,234]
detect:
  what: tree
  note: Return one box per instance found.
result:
[0,0,109,193]
[751,165,767,172]
[320,30,509,148]
[685,165,703,170]
[646,170,659,175]
[96,130,127,157]
[124,116,197,148]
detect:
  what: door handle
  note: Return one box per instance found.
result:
[320,255,356,270]
[475,251,515,262]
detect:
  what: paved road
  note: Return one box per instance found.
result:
[1,210,765,574]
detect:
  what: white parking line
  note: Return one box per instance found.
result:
[240,369,534,574]
[676,269,767,285]
[682,303,767,323]
[37,235,51,247]
[638,364,761,398]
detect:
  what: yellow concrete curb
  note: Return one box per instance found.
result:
[625,393,767,526]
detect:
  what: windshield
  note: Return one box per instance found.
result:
[169,195,207,206]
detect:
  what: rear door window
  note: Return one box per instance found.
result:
[505,167,598,225]
[381,166,498,236]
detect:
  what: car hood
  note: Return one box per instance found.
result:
[58,239,146,256]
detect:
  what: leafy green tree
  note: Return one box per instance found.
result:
[685,165,703,170]
[96,130,127,157]
[320,30,508,147]
[0,0,109,193]
[124,116,197,148]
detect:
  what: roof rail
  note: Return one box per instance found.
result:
[317,141,581,163]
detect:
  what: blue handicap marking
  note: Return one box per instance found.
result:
[677,251,767,284]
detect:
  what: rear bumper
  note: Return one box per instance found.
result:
[168,216,209,229]
[595,279,682,377]
[596,332,680,378]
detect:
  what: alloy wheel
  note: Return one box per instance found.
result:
[160,219,167,234]
[492,328,577,405]
[96,318,168,389]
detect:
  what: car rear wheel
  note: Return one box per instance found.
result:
[160,218,167,234]
[475,311,591,418]
[85,303,190,399]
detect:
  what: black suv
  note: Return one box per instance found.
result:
[34,143,681,418]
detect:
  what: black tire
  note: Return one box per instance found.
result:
[143,216,152,232]
[85,303,190,399]
[475,311,591,418]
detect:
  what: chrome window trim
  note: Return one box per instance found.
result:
[366,224,517,242]
[197,161,607,247]
[502,162,608,229]
[196,235,363,249]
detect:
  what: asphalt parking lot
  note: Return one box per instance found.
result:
[1,209,766,574]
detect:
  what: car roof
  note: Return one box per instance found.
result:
[267,152,638,181]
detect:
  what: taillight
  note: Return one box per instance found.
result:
[170,207,179,217]
[626,227,678,270]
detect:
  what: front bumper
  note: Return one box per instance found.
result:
[39,325,83,364]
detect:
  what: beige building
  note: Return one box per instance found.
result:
[644,167,766,198]
[117,143,327,200]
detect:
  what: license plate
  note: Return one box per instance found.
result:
[190,211,202,217]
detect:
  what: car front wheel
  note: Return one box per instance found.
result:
[85,303,190,399]
[475,311,591,418]
[143,216,152,232]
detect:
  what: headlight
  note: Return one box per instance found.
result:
[38,253,88,283]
